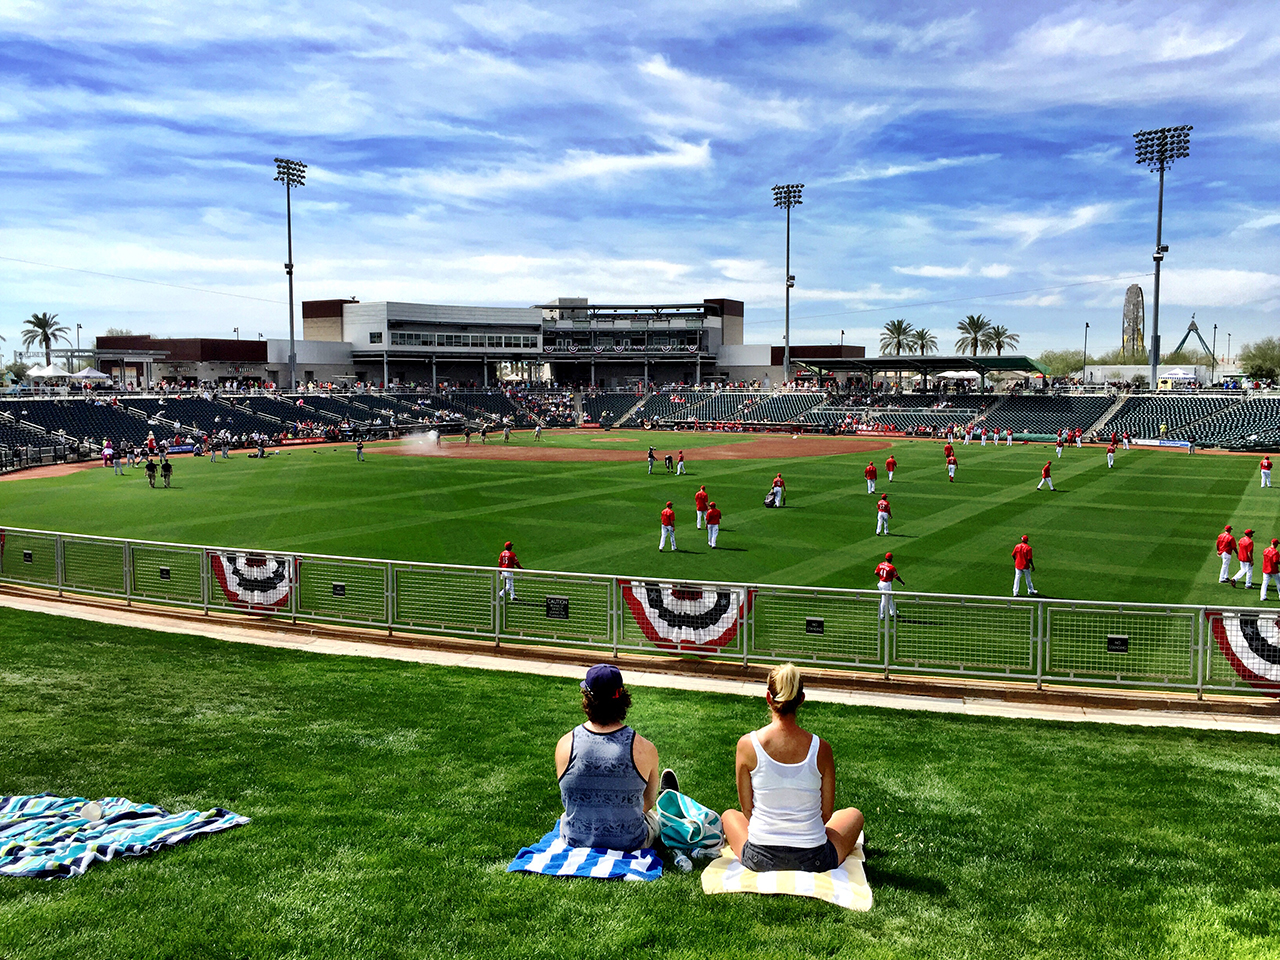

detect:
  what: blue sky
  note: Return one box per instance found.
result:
[2,0,1278,358]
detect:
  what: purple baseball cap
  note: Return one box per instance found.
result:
[581,663,624,699]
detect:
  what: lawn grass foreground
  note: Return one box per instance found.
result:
[1,606,1277,959]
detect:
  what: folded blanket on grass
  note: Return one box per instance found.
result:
[0,794,249,880]
[507,821,662,881]
[700,842,873,911]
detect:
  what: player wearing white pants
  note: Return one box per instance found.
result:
[886,456,896,483]
[1260,539,1280,600]
[1011,535,1037,597]
[676,452,686,475]
[498,541,522,600]
[706,502,721,548]
[875,553,903,620]
[1006,430,1013,446]
[875,495,891,536]
[864,461,877,494]
[1233,531,1255,589]
[1261,457,1272,488]
[1216,525,1236,583]
[1122,434,1130,449]
[659,502,677,552]
[1037,462,1054,490]
[1106,444,1115,468]
[695,485,708,528]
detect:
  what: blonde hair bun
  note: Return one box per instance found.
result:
[767,663,803,710]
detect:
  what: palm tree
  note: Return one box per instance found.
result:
[22,312,71,368]
[984,325,1020,357]
[911,328,937,355]
[880,319,913,356]
[955,314,993,357]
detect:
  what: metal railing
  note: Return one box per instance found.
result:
[0,525,1275,701]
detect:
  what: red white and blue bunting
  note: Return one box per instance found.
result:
[1209,611,1280,694]
[620,580,752,654]
[210,551,293,610]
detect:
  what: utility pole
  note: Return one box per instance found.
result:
[273,157,307,391]
[772,183,803,381]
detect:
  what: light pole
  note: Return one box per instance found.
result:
[1134,125,1191,392]
[1082,322,1089,384]
[233,327,239,340]
[1227,333,1231,365]
[772,183,803,381]
[75,323,81,371]
[1211,323,1217,383]
[273,156,307,392]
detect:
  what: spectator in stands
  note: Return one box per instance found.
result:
[721,663,863,873]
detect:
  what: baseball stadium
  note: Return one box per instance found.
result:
[1,373,1278,959]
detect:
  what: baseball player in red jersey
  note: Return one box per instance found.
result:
[1110,430,1118,446]
[1074,428,1082,448]
[1037,460,1054,491]
[1106,441,1116,468]
[865,460,877,494]
[1233,529,1255,589]
[875,493,891,535]
[944,441,954,459]
[875,552,904,620]
[1005,429,1013,446]
[676,450,686,475]
[1261,539,1280,601]
[1262,456,1272,488]
[659,501,677,551]
[980,426,987,446]
[706,501,722,548]
[773,472,786,506]
[1011,534,1037,597]
[695,485,709,528]
[1216,525,1236,583]
[885,454,896,482]
[1122,431,1130,450]
[498,541,523,600]
[947,453,957,482]
[1055,436,1064,458]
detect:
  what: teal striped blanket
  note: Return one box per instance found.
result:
[0,794,249,880]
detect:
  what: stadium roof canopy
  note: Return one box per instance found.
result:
[788,350,1050,378]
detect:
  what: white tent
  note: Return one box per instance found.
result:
[28,364,72,378]
[77,367,111,380]
[936,370,981,380]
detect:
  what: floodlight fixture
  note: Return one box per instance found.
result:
[1133,126,1191,390]
[273,156,307,391]
[772,183,804,379]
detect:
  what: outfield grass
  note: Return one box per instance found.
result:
[0,431,1274,606]
[0,608,1276,960]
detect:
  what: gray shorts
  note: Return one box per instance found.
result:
[741,838,839,873]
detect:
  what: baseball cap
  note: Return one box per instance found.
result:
[504,541,512,549]
[665,501,673,507]
[1225,524,1232,531]
[885,552,893,560]
[1244,529,1254,535]
[1273,538,1279,545]
[709,501,716,507]
[581,663,623,699]
[1021,535,1029,542]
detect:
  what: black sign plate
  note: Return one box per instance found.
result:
[332,582,346,597]
[22,550,32,564]
[805,617,825,635]
[1106,635,1129,654]
[158,567,171,581]
[546,596,570,620]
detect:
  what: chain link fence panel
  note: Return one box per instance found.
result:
[130,545,205,607]
[1045,603,1198,686]
[750,587,882,667]
[0,531,59,587]
[1203,608,1280,695]
[393,565,495,637]
[498,572,612,647]
[296,558,388,625]
[61,537,126,596]
[892,596,1037,677]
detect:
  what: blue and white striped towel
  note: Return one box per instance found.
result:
[507,821,662,881]
[0,794,249,880]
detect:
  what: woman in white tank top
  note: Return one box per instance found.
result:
[721,663,864,872]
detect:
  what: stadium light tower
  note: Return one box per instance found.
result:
[274,156,307,391]
[1133,125,1191,391]
[772,183,803,380]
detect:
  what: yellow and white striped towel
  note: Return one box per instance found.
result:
[700,843,872,911]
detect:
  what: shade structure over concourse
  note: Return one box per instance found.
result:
[785,348,1050,382]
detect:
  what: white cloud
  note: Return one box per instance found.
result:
[892,262,1012,279]
[1160,268,1280,309]
[984,204,1117,246]
[637,55,809,137]
[1236,212,1280,231]
[828,154,997,184]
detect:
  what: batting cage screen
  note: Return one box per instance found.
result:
[0,526,1275,700]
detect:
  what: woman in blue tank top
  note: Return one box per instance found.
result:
[720,663,864,872]
[555,664,661,849]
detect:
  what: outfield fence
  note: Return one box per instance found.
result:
[1,525,1276,700]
